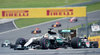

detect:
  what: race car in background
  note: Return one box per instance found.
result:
[1,40,11,47]
[52,22,61,27]
[69,17,78,23]
[10,28,98,50]
[31,28,41,34]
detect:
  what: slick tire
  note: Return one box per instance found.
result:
[14,38,26,50]
[15,38,26,45]
[1,44,5,47]
[40,38,50,49]
[71,37,82,48]
[93,41,98,48]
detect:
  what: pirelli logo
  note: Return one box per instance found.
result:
[2,10,29,17]
[47,9,73,16]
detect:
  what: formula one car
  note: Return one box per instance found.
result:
[31,28,41,34]
[10,29,68,50]
[10,28,98,50]
[69,17,78,23]
[52,22,61,27]
[71,37,98,48]
[1,40,11,47]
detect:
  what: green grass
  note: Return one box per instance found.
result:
[15,18,59,28]
[0,0,90,8]
[87,2,100,12]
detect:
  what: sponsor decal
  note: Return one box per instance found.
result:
[2,10,29,17]
[47,9,73,16]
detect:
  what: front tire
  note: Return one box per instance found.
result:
[14,38,26,50]
[1,44,5,47]
[71,37,82,48]
[40,38,50,49]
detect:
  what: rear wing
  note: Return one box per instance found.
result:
[58,29,76,39]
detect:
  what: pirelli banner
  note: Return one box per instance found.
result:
[0,7,86,18]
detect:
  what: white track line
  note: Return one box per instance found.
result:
[0,10,100,35]
[12,20,18,29]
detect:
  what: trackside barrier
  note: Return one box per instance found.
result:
[88,36,100,48]
[0,7,86,18]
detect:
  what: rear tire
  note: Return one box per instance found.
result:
[93,41,98,48]
[71,37,82,48]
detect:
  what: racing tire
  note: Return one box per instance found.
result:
[71,37,82,48]
[15,38,26,45]
[1,44,5,47]
[93,41,98,48]
[59,24,61,27]
[14,38,26,50]
[40,38,50,49]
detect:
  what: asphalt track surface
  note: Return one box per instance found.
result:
[0,21,16,33]
[0,10,100,55]
[0,47,100,55]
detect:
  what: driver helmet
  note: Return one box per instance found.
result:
[44,33,49,38]
[84,35,87,39]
